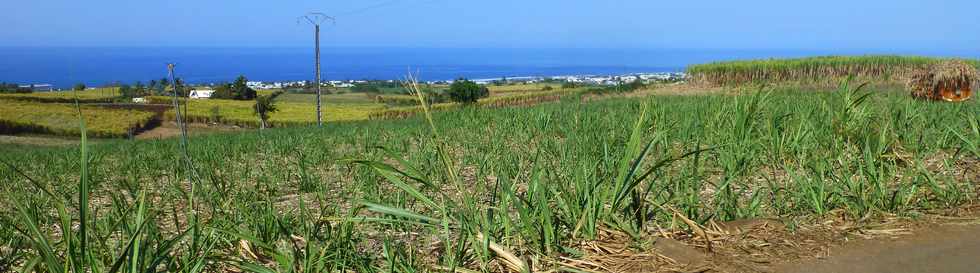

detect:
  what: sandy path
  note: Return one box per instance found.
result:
[774,222,980,273]
[135,121,240,140]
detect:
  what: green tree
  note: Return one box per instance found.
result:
[213,83,234,99]
[253,91,284,129]
[174,78,191,97]
[232,75,257,100]
[119,84,135,98]
[73,83,87,91]
[447,78,489,104]
[0,82,22,93]
[156,78,169,95]
[134,81,145,96]
[627,79,645,91]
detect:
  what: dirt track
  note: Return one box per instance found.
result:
[135,121,240,140]
[775,222,980,273]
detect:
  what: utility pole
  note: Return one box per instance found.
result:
[299,12,335,127]
[168,64,189,142]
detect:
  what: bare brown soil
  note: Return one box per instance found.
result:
[774,217,980,273]
[552,205,980,273]
[651,209,980,273]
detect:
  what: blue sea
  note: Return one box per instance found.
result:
[1,47,977,88]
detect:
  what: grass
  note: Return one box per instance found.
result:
[0,99,156,137]
[146,96,384,128]
[0,87,121,103]
[1,81,977,272]
[371,88,585,119]
[150,87,582,128]
[488,83,562,94]
[272,92,378,104]
[0,84,579,139]
[687,55,980,86]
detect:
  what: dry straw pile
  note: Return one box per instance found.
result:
[907,60,976,102]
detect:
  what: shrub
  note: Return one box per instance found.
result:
[351,84,381,93]
[119,84,136,99]
[448,78,489,104]
[254,91,284,129]
[585,80,646,95]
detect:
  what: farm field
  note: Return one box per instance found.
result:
[487,83,563,94]
[687,55,980,86]
[146,96,385,128]
[269,91,377,104]
[0,83,581,140]
[1,82,977,272]
[370,87,586,119]
[149,87,584,128]
[0,87,121,102]
[0,99,156,137]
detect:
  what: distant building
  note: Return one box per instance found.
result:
[619,76,639,82]
[18,84,54,92]
[189,89,215,99]
[132,97,147,104]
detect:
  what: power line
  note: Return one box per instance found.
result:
[337,0,402,16]
[335,0,443,17]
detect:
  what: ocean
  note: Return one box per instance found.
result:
[1,47,977,88]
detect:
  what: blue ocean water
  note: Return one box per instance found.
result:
[0,47,977,88]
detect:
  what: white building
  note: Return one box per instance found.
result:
[618,76,639,82]
[18,84,53,92]
[189,89,215,99]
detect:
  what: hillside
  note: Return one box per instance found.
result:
[1,85,977,272]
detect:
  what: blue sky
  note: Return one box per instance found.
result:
[2,0,978,50]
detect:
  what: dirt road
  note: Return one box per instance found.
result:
[775,222,980,273]
[135,121,240,140]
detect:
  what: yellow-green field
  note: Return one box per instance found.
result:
[0,99,155,137]
[0,88,120,102]
[192,88,581,126]
[269,91,378,104]
[687,55,980,86]
[487,83,562,94]
[0,85,581,137]
[371,88,584,119]
[149,96,384,128]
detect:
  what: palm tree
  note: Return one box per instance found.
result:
[254,91,284,129]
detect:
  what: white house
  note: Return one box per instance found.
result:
[132,97,147,104]
[189,89,215,99]
[18,84,54,92]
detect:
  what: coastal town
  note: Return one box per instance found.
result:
[7,72,686,93]
[245,72,684,90]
